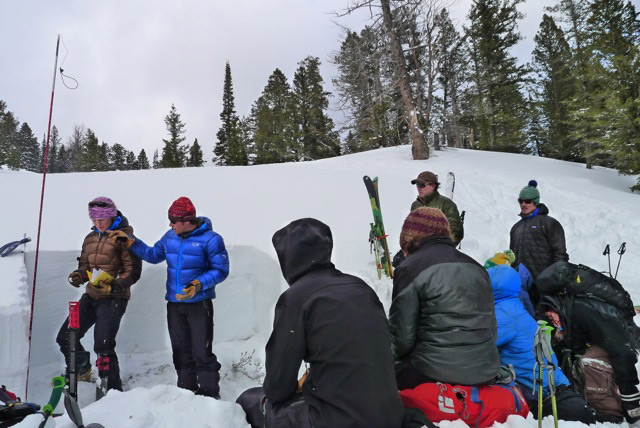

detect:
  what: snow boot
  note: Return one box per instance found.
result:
[196,370,220,399]
[177,368,198,392]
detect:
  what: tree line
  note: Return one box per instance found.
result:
[1,0,639,189]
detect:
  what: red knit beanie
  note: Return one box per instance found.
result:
[399,207,451,254]
[168,197,196,222]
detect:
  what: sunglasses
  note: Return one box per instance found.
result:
[169,216,183,224]
[416,182,434,189]
[518,199,534,204]
[89,201,112,208]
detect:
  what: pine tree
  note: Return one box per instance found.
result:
[187,138,204,167]
[47,126,61,173]
[252,69,297,164]
[110,143,127,170]
[531,14,579,160]
[125,150,136,170]
[152,149,160,169]
[0,101,19,169]
[292,56,340,160]
[161,104,188,168]
[466,0,529,152]
[18,123,40,172]
[585,0,640,188]
[66,125,86,172]
[57,145,69,173]
[79,129,102,172]
[214,62,247,166]
[137,149,150,169]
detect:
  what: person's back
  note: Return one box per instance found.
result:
[390,207,499,387]
[264,218,403,428]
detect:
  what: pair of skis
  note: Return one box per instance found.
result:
[363,172,458,278]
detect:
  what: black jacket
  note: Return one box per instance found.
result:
[264,218,403,428]
[510,203,568,280]
[390,237,500,385]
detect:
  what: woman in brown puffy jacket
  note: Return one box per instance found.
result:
[56,196,141,393]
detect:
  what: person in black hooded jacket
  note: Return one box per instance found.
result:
[236,218,404,428]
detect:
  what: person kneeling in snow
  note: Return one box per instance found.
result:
[486,256,594,424]
[108,196,229,398]
[236,218,405,428]
[57,196,142,392]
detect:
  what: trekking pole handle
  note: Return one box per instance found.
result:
[618,242,626,255]
[42,376,66,415]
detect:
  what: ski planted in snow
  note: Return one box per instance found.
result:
[0,237,31,257]
[363,176,393,279]
[445,171,455,200]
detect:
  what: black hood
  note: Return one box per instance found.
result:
[272,218,335,285]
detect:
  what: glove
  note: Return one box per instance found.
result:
[68,271,85,287]
[106,230,135,248]
[176,280,201,301]
[92,280,112,295]
[622,398,640,424]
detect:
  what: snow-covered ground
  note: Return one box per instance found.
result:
[1,145,639,427]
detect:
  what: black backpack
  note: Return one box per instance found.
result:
[537,261,636,321]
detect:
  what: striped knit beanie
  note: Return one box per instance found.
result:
[168,197,196,222]
[399,207,451,254]
[88,197,117,220]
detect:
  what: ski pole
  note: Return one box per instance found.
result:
[457,211,466,250]
[603,244,611,277]
[614,242,626,279]
[533,321,547,428]
[540,325,559,428]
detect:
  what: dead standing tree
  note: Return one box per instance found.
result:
[336,0,429,160]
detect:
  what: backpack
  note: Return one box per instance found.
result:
[0,385,40,427]
[399,382,529,428]
[537,262,635,320]
[571,345,624,422]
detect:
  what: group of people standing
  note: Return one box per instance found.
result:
[56,171,640,428]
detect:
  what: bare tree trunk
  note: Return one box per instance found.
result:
[380,0,428,160]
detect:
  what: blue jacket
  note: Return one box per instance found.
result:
[130,217,229,303]
[489,265,569,395]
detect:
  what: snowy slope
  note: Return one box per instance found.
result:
[1,145,639,427]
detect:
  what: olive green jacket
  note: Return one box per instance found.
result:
[411,191,464,244]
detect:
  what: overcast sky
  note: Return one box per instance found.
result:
[2,0,634,161]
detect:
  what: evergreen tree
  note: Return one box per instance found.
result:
[18,123,40,172]
[585,0,640,188]
[214,62,247,166]
[531,14,579,160]
[137,149,150,169]
[57,145,69,173]
[110,143,127,170]
[47,126,61,173]
[0,101,19,169]
[435,8,470,148]
[79,129,103,172]
[292,56,340,160]
[66,125,86,172]
[125,150,136,170]
[252,69,297,164]
[187,138,204,167]
[152,149,160,169]
[466,0,529,152]
[161,104,188,168]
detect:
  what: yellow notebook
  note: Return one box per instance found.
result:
[87,269,114,285]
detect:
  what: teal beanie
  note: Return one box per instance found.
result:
[519,180,540,204]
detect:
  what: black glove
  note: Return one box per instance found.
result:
[68,271,84,287]
[392,249,406,268]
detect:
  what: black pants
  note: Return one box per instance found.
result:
[236,387,312,428]
[167,300,221,397]
[395,359,433,390]
[56,293,128,391]
[527,385,596,424]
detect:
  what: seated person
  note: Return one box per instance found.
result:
[487,259,594,423]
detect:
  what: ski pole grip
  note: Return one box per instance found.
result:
[42,376,66,415]
[69,301,80,329]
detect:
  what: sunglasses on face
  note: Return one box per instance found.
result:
[416,182,433,189]
[518,199,534,204]
[169,217,182,224]
[89,201,111,208]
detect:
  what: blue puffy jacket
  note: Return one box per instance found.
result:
[489,265,569,396]
[130,217,229,303]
